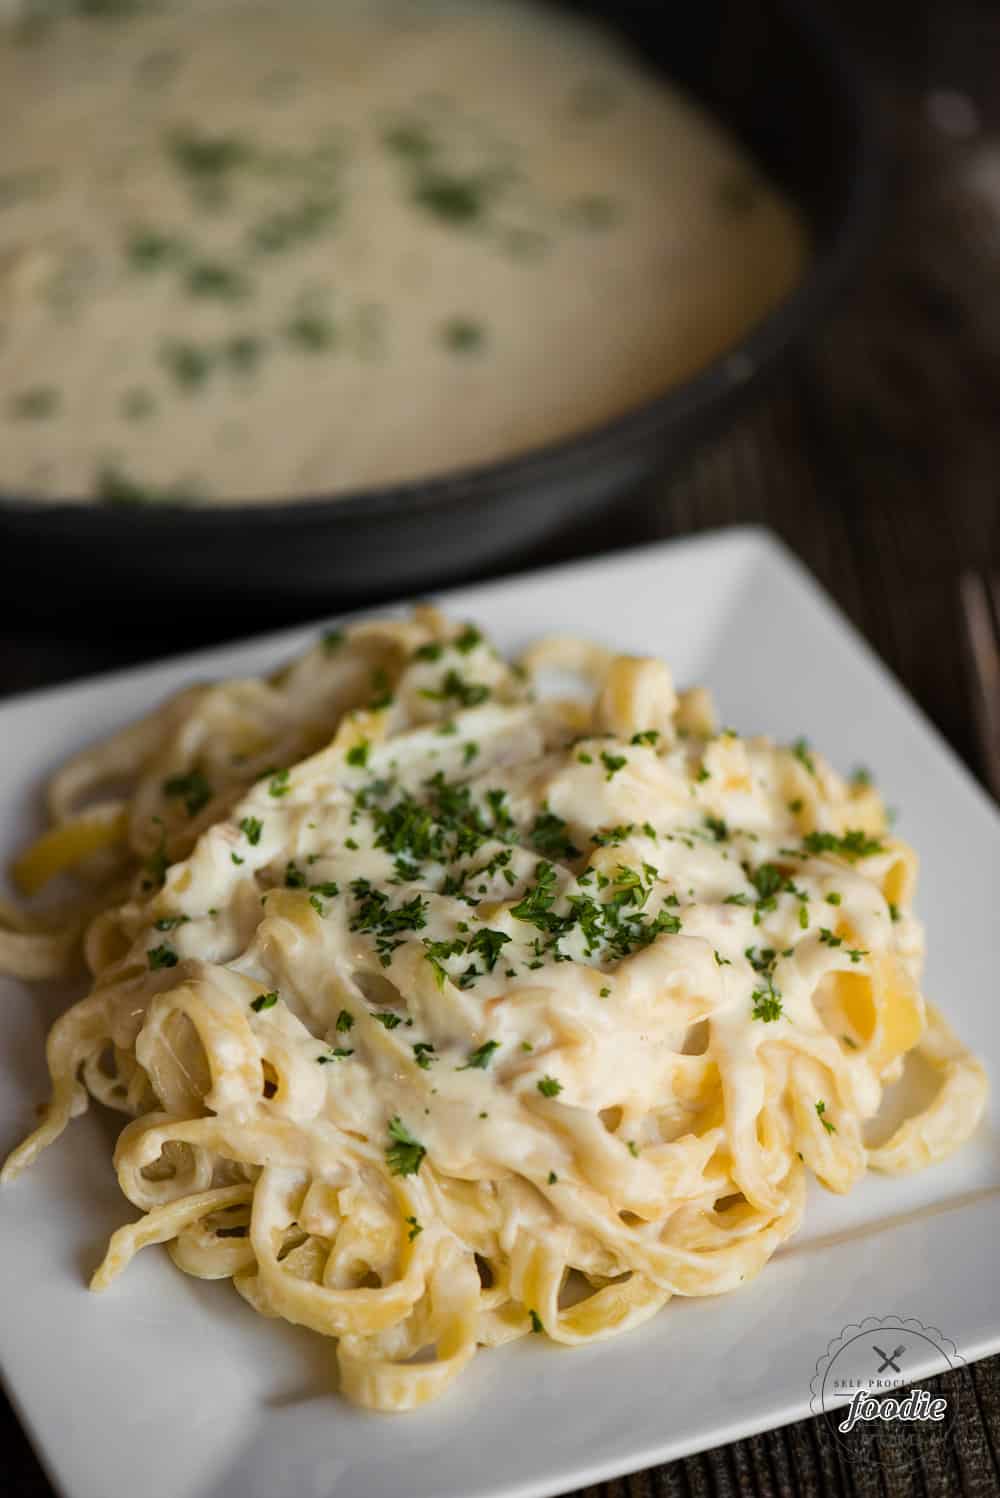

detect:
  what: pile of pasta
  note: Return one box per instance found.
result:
[0,610,986,1410]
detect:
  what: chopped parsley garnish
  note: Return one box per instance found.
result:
[160,339,213,391]
[309,894,326,917]
[412,1042,436,1070]
[455,625,483,653]
[185,259,250,301]
[309,881,339,898]
[251,990,278,1012]
[460,1040,500,1070]
[600,750,627,780]
[167,126,252,182]
[530,810,580,861]
[577,752,593,765]
[627,1140,639,1158]
[126,228,184,271]
[420,669,490,708]
[591,823,634,848]
[537,1075,562,1098]
[510,861,561,931]
[162,768,213,818]
[423,936,465,987]
[599,985,610,997]
[286,312,337,353]
[466,927,511,972]
[11,386,60,420]
[818,928,842,948]
[889,902,901,923]
[630,730,659,747]
[463,741,479,765]
[799,830,884,861]
[336,1010,354,1033]
[851,767,873,788]
[373,1011,403,1030]
[815,1100,836,1134]
[240,816,263,845]
[346,740,370,768]
[747,946,783,1022]
[441,317,485,353]
[788,798,803,814]
[143,821,169,889]
[792,738,816,775]
[413,641,444,662]
[406,1215,423,1241]
[284,860,306,889]
[714,950,732,967]
[703,815,729,843]
[547,1171,557,1184]
[153,914,188,931]
[412,171,491,225]
[267,768,291,798]
[751,990,783,1023]
[147,943,178,970]
[529,1310,544,1334]
[696,765,711,783]
[826,892,842,906]
[350,879,428,964]
[385,1116,426,1176]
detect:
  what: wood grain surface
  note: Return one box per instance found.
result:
[3,1,999,1493]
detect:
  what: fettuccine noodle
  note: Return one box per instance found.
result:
[1,610,987,1410]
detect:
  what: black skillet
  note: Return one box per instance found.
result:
[0,0,882,615]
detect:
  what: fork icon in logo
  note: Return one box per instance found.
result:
[873,1344,906,1374]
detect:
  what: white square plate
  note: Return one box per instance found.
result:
[2,527,997,1498]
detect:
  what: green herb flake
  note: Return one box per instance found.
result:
[184,260,250,301]
[800,829,884,861]
[815,1100,836,1134]
[460,1039,500,1071]
[147,943,178,970]
[153,914,188,931]
[160,339,213,391]
[162,768,213,818]
[11,386,60,421]
[600,751,627,781]
[286,313,337,353]
[224,333,264,373]
[405,1214,423,1241]
[529,1309,544,1334]
[385,1116,426,1176]
[268,768,291,798]
[537,1075,562,1098]
[126,228,183,271]
[792,738,816,776]
[251,990,278,1012]
[441,317,485,353]
[240,816,263,846]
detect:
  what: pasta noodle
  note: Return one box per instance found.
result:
[0,610,987,1411]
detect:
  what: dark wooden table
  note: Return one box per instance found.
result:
[4,2,1000,1494]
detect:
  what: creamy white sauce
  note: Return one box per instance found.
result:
[0,0,806,503]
